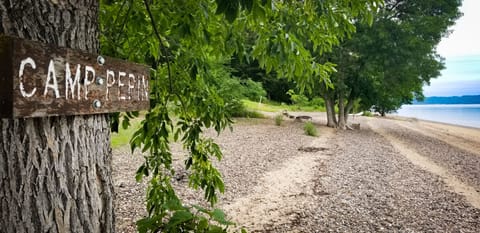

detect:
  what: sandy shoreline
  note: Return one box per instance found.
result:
[113,113,480,232]
[381,114,480,159]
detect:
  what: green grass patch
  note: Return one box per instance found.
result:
[242,99,325,112]
[230,107,265,118]
[111,118,143,148]
[242,99,286,112]
[303,122,318,137]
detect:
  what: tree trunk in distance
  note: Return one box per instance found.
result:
[324,94,337,128]
[0,1,115,232]
[337,93,346,130]
[344,98,355,124]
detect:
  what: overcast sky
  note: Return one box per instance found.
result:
[423,0,480,97]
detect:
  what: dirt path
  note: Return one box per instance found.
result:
[223,127,335,231]
[367,119,480,209]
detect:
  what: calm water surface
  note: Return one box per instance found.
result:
[395,104,480,128]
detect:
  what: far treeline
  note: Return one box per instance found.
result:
[415,95,480,105]
[98,0,462,232]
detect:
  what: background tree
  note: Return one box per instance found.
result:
[320,0,462,128]
[0,1,114,232]
[230,55,294,103]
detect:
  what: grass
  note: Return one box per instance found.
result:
[242,99,287,112]
[111,118,143,148]
[303,122,318,136]
[242,99,325,113]
[231,109,265,118]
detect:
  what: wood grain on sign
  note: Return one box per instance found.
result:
[0,35,150,118]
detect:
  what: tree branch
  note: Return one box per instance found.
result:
[143,0,174,96]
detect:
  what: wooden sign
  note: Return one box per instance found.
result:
[0,35,150,118]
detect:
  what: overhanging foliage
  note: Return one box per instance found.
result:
[99,0,381,231]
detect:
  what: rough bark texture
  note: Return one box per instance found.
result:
[324,94,337,128]
[337,94,346,130]
[344,97,355,123]
[0,1,115,232]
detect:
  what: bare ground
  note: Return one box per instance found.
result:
[113,114,480,232]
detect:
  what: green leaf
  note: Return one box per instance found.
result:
[136,216,161,233]
[167,210,194,228]
[164,198,182,211]
[207,225,226,233]
[121,117,130,130]
[212,209,234,225]
[192,204,210,215]
[198,217,209,231]
[135,164,147,182]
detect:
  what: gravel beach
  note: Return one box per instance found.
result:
[113,113,480,232]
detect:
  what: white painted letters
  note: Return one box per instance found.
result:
[128,74,136,100]
[84,65,95,100]
[19,57,37,98]
[44,59,60,98]
[65,63,81,100]
[118,71,126,100]
[106,70,115,101]
[141,75,149,101]
[17,56,148,103]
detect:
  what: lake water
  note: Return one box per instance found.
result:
[394,104,480,129]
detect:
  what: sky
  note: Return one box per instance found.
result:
[423,0,480,97]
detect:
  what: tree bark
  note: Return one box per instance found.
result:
[344,96,355,124]
[323,94,337,128]
[0,1,115,232]
[337,93,346,130]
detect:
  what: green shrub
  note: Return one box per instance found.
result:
[309,97,325,108]
[274,114,284,126]
[303,122,318,136]
[286,89,309,106]
[241,79,267,101]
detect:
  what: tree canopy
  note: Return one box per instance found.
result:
[99,0,381,231]
[320,0,461,128]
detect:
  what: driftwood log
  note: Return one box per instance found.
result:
[282,110,313,122]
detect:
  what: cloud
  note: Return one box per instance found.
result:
[436,0,480,57]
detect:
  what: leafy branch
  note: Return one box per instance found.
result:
[99,0,386,232]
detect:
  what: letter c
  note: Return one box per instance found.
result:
[19,57,37,98]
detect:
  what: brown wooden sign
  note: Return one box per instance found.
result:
[0,35,150,118]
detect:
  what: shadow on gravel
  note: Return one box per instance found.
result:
[298,146,329,152]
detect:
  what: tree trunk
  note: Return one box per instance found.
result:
[323,94,337,128]
[344,97,355,124]
[337,93,346,130]
[0,1,115,233]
